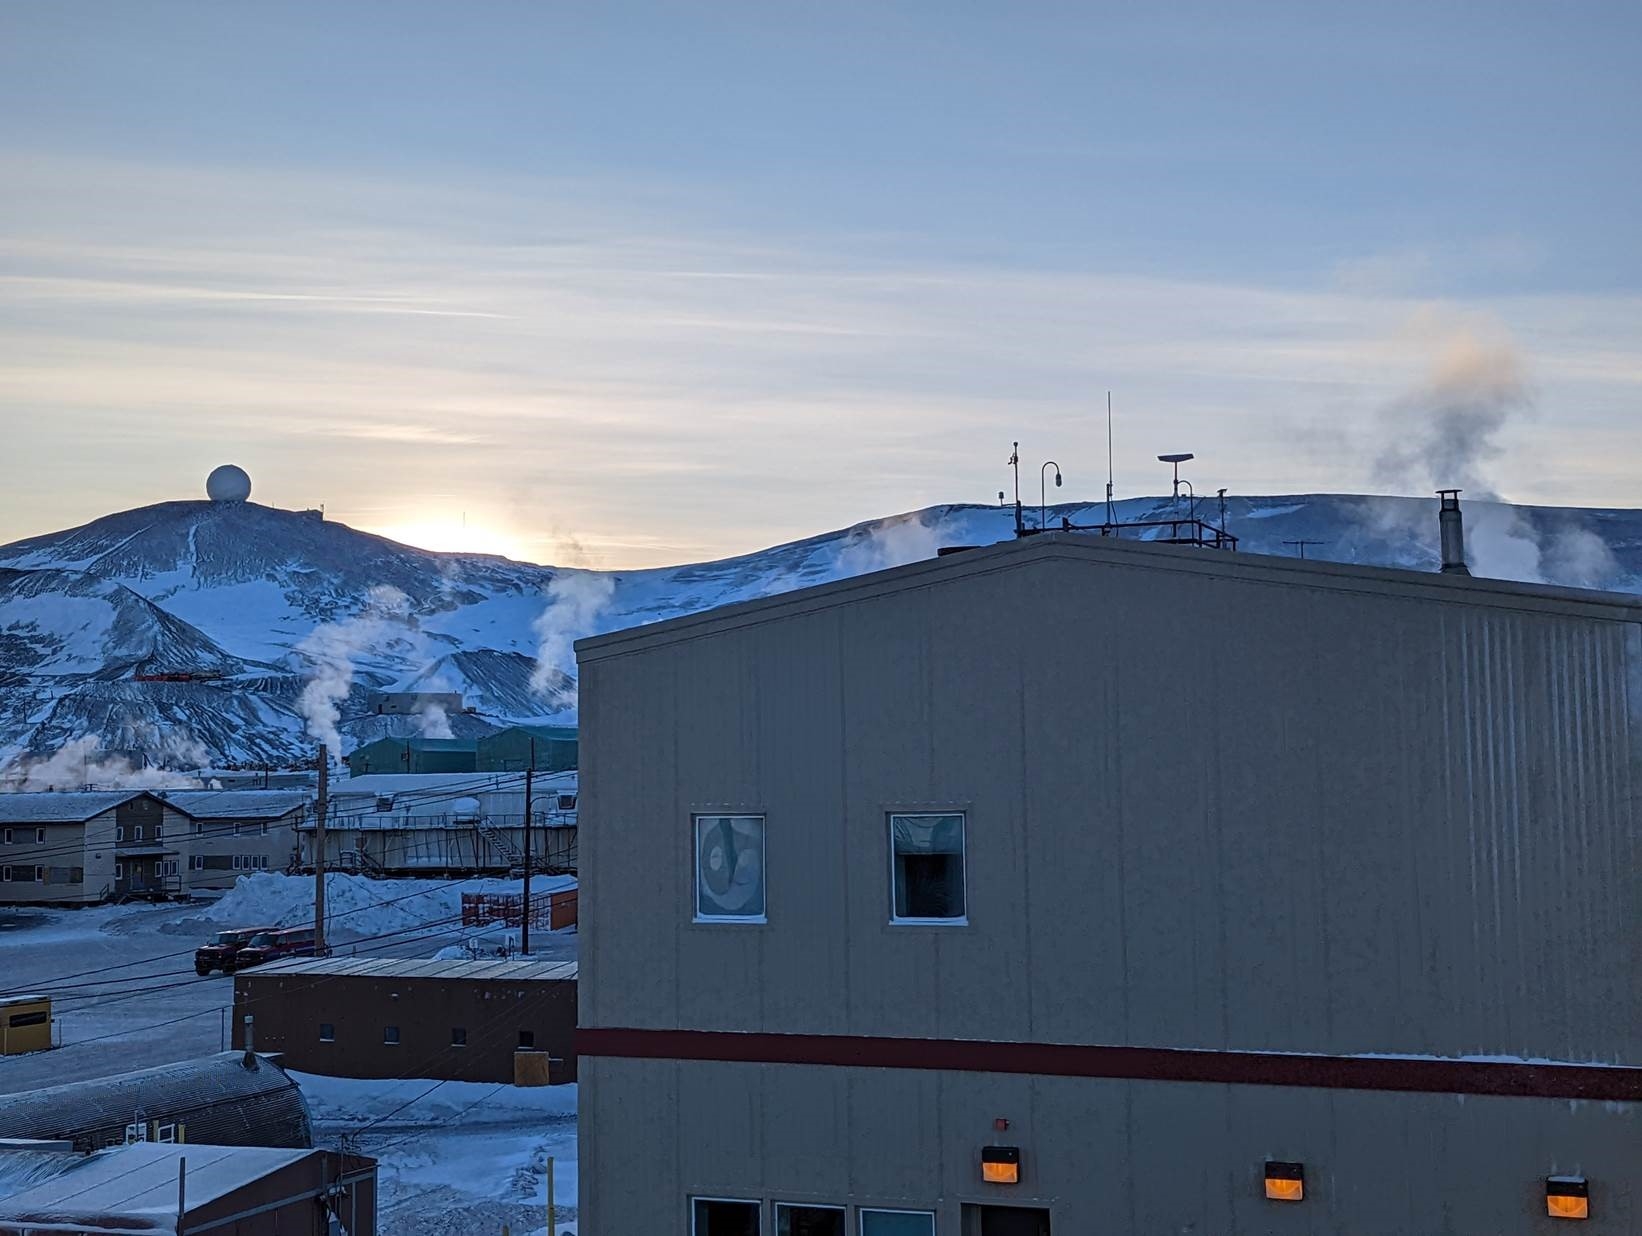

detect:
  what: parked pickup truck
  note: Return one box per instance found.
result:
[195,927,273,976]
[233,926,321,970]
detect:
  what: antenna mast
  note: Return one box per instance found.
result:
[1105,392,1115,526]
[1009,441,1023,538]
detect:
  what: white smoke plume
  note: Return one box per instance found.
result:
[530,571,616,707]
[417,702,454,740]
[0,734,206,792]
[1369,311,1619,589]
[1373,312,1527,500]
[833,513,942,577]
[296,586,418,756]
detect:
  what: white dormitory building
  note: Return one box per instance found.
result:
[0,789,309,904]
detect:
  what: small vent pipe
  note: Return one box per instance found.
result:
[1437,489,1469,576]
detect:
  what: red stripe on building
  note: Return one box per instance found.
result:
[577,1027,1642,1102]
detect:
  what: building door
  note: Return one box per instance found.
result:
[963,1205,1050,1236]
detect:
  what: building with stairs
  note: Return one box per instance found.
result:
[306,771,578,876]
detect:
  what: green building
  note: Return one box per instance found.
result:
[346,737,478,778]
[475,725,579,773]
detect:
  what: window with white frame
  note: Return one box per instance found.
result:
[34,866,44,883]
[1,866,11,882]
[116,825,125,842]
[889,813,966,922]
[859,1210,935,1236]
[1,828,10,844]
[693,815,766,921]
[692,1197,760,1236]
[34,828,44,843]
[777,1203,844,1236]
[191,855,205,871]
[114,863,123,879]
[155,1123,177,1143]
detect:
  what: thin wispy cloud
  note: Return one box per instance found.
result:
[1,147,1639,566]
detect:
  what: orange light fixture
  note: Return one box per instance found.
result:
[1264,1161,1304,1202]
[981,1145,1020,1185]
[1546,1177,1589,1220]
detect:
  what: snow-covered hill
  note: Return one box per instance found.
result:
[0,492,1637,770]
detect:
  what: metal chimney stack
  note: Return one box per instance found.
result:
[1437,489,1470,576]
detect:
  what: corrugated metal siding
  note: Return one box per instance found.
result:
[582,541,1641,1062]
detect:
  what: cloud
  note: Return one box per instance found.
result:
[1,154,1640,571]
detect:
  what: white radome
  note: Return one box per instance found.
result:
[206,464,252,503]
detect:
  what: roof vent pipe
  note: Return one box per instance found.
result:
[1437,489,1470,576]
[242,1015,256,1069]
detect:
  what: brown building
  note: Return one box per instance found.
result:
[233,957,578,1083]
[0,1141,375,1235]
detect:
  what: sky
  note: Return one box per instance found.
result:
[1,1,1638,567]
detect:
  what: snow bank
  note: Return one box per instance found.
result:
[176,872,574,942]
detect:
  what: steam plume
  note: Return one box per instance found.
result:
[0,733,206,792]
[833,513,942,577]
[530,571,616,707]
[296,586,417,754]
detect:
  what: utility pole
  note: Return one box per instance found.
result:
[314,746,329,956]
[521,739,535,956]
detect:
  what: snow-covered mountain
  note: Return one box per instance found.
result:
[0,492,1637,770]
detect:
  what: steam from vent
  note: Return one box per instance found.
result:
[530,571,616,708]
[296,586,417,754]
[417,702,454,739]
[1373,317,1526,499]
[0,734,206,792]
[834,513,942,577]
[1369,312,1619,588]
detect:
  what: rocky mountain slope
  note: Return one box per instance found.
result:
[0,492,1637,772]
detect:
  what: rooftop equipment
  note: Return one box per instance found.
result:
[1438,489,1470,575]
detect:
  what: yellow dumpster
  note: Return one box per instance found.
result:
[0,994,51,1055]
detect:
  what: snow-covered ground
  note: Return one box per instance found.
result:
[0,874,579,1235]
[297,1071,577,1235]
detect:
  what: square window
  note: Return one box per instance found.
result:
[155,1123,177,1143]
[860,1210,935,1236]
[319,1023,335,1042]
[518,1029,535,1049]
[383,1026,400,1045]
[451,1027,467,1047]
[889,813,966,922]
[778,1204,845,1236]
[694,814,766,921]
[693,1197,760,1236]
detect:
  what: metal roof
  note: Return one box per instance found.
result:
[159,789,311,820]
[0,1052,311,1151]
[0,1141,311,1221]
[481,724,579,742]
[0,791,149,823]
[578,531,1642,662]
[248,956,577,982]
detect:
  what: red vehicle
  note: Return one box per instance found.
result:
[233,926,321,970]
[194,926,274,976]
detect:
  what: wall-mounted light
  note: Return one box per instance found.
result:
[1546,1177,1589,1220]
[981,1146,1020,1185]
[1264,1161,1304,1202]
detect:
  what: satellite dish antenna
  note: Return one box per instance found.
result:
[1157,453,1195,506]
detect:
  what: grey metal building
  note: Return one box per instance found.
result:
[0,1051,313,1152]
[575,531,1642,1235]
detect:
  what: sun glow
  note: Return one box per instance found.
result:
[367,515,539,564]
